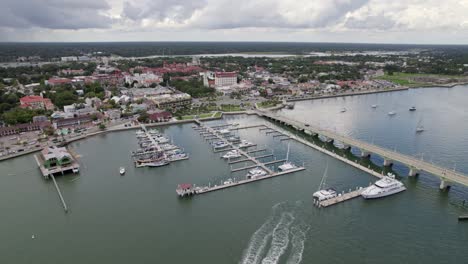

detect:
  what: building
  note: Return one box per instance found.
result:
[33,115,48,123]
[20,96,54,110]
[105,109,121,120]
[203,71,237,87]
[0,121,51,137]
[61,56,78,62]
[53,116,94,129]
[35,146,80,178]
[148,111,172,123]
[63,103,97,117]
[46,77,72,86]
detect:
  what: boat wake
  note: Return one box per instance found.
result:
[240,202,309,264]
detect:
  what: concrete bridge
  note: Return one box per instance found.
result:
[256,110,468,190]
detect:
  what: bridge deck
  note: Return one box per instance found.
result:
[257,111,468,187]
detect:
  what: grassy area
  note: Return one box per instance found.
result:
[378,72,466,87]
[213,112,222,118]
[220,104,243,112]
[257,100,281,109]
[179,112,221,120]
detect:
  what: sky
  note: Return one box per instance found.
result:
[1,0,468,44]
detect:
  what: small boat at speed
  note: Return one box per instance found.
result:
[119,167,126,175]
[361,173,406,199]
[388,111,396,116]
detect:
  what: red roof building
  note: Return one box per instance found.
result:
[20,96,55,110]
[148,111,172,123]
[47,77,72,86]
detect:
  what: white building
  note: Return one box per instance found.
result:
[61,56,78,62]
[203,71,237,87]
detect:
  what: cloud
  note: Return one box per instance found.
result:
[344,15,397,30]
[0,0,113,30]
[122,0,206,23]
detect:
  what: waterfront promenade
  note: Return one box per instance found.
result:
[256,110,468,189]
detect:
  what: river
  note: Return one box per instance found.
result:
[0,86,467,263]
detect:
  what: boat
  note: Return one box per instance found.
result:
[155,136,170,144]
[135,130,145,135]
[278,143,298,172]
[458,215,468,221]
[388,111,396,116]
[119,167,125,175]
[222,150,242,159]
[313,163,338,201]
[371,104,378,108]
[361,173,406,199]
[72,168,79,173]
[313,188,338,201]
[167,153,188,161]
[223,178,234,185]
[213,141,229,149]
[218,129,230,134]
[138,160,170,168]
[340,108,347,113]
[409,106,416,111]
[246,167,268,179]
[227,136,241,142]
[238,140,253,148]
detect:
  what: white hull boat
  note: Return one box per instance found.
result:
[361,173,406,199]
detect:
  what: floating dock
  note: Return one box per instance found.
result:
[181,123,306,197]
[317,188,366,208]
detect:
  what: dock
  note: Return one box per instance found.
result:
[317,188,365,208]
[459,215,468,221]
[181,123,306,197]
[51,175,68,213]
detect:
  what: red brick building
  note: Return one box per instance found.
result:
[20,96,55,110]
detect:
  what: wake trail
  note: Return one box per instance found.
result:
[261,212,295,264]
[285,225,309,264]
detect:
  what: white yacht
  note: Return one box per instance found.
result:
[340,108,347,113]
[388,111,396,116]
[246,167,268,179]
[119,167,126,175]
[361,173,406,199]
[223,178,234,185]
[371,104,378,108]
[313,188,338,201]
[222,150,242,159]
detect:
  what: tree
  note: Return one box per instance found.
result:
[99,124,106,130]
[137,111,149,123]
[52,91,78,109]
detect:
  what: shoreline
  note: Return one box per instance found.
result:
[285,87,409,102]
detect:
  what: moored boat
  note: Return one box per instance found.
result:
[361,173,406,199]
[246,167,268,179]
[119,167,125,175]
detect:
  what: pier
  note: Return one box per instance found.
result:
[316,188,365,208]
[51,175,68,213]
[257,110,468,190]
[181,123,306,197]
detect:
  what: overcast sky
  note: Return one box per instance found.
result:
[2,0,468,44]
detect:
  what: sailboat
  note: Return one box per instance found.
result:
[313,162,337,201]
[278,142,297,172]
[416,118,425,133]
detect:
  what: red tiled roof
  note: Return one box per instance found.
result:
[215,72,237,78]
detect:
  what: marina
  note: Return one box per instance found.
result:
[176,123,305,197]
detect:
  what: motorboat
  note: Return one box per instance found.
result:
[246,167,268,179]
[222,150,242,159]
[409,106,416,111]
[340,108,347,113]
[313,188,338,201]
[388,111,396,116]
[213,141,229,149]
[371,104,378,108]
[218,129,230,134]
[227,136,241,142]
[361,173,406,199]
[278,162,297,172]
[223,178,234,185]
[167,153,188,161]
[238,140,253,148]
[119,167,126,175]
[137,159,170,168]
[72,168,79,173]
[155,136,170,144]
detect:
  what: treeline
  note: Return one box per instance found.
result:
[170,79,214,98]
[0,42,453,61]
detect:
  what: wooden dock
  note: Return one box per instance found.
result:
[318,188,365,208]
[192,167,306,195]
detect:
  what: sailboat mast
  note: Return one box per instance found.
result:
[286,142,290,161]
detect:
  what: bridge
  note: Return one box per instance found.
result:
[256,110,468,190]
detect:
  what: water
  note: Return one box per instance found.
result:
[1,86,468,263]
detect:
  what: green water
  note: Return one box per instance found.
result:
[1,88,468,263]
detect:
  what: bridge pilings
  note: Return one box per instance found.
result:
[439,178,451,190]
[383,158,393,167]
[408,167,420,177]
